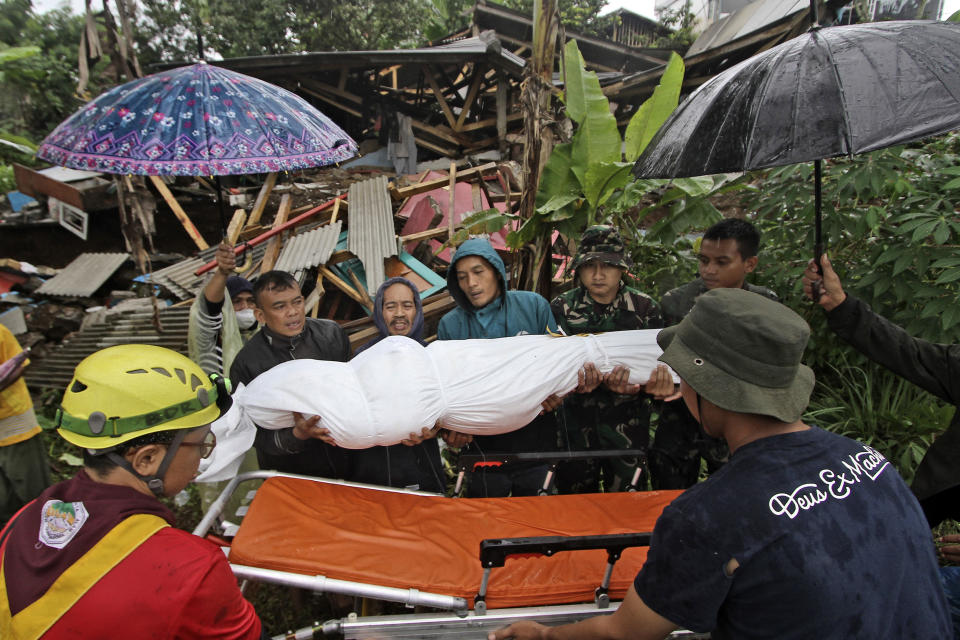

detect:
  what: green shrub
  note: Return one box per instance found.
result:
[804,351,953,484]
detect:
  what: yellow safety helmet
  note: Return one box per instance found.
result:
[56,344,229,450]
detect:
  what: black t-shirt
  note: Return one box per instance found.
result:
[634,426,950,638]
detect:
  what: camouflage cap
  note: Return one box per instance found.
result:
[571,225,633,271]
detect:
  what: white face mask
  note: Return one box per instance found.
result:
[235,308,258,330]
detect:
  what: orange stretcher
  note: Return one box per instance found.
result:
[197,472,690,639]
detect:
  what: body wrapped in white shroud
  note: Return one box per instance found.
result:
[243,330,672,447]
[197,330,672,481]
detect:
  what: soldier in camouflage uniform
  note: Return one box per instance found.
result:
[550,225,664,493]
[651,218,779,489]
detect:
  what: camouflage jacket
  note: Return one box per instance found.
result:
[660,278,778,327]
[550,284,663,335]
[550,284,663,462]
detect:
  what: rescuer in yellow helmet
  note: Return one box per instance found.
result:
[0,344,262,639]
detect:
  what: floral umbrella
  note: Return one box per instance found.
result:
[37,61,357,176]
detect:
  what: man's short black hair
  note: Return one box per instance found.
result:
[252,270,299,307]
[82,429,179,474]
[703,218,761,259]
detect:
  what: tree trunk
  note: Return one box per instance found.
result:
[516,0,559,297]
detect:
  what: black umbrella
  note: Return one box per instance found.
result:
[632,19,960,263]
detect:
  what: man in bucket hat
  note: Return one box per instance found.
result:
[551,225,667,493]
[491,288,950,639]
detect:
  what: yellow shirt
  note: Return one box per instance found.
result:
[0,324,39,447]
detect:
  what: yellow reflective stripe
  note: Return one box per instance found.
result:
[0,513,168,639]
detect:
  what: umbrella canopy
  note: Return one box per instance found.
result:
[633,20,960,179]
[37,61,357,176]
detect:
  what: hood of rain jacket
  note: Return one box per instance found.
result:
[357,277,426,354]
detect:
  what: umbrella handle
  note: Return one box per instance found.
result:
[234,242,252,274]
[811,160,824,302]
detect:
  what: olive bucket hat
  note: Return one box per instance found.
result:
[657,288,814,423]
[570,225,633,271]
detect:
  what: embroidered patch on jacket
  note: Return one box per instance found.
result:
[39,500,89,549]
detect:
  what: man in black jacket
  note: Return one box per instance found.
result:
[230,270,353,478]
[802,255,960,527]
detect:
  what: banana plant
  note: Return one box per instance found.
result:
[507,40,685,249]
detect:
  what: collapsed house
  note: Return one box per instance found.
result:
[3,0,843,392]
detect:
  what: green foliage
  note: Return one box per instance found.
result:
[423,0,475,41]
[625,174,741,245]
[0,163,15,193]
[509,41,686,251]
[687,133,960,479]
[748,133,960,346]
[0,7,98,143]
[496,0,613,37]
[0,0,31,46]
[0,45,40,70]
[653,0,697,48]
[612,209,699,295]
[562,41,620,185]
[138,0,450,61]
[445,207,518,249]
[624,52,684,161]
[804,352,952,484]
[0,131,36,155]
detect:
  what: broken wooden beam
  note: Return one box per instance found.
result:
[390,162,497,200]
[147,175,209,251]
[399,227,450,244]
[226,209,247,245]
[319,265,371,311]
[447,161,457,241]
[347,269,375,311]
[260,194,291,272]
[455,63,487,131]
[422,64,459,131]
[247,172,278,227]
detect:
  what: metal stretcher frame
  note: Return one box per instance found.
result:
[455,449,650,496]
[196,471,694,639]
[195,471,468,611]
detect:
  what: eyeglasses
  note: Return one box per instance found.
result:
[178,430,217,459]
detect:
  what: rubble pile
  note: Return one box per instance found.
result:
[2,159,538,394]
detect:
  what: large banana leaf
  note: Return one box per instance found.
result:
[624,52,685,162]
[584,161,634,210]
[564,41,620,187]
[0,46,40,65]
[0,132,37,156]
[535,141,578,208]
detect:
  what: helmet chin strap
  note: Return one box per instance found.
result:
[107,429,190,497]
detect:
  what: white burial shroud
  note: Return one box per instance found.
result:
[197,330,674,482]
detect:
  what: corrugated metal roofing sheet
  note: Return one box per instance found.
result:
[36,253,130,298]
[273,221,343,282]
[149,244,268,300]
[347,175,396,294]
[23,305,191,390]
[686,0,806,56]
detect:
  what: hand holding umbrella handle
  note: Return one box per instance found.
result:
[194,195,345,276]
[803,254,846,312]
[811,242,824,303]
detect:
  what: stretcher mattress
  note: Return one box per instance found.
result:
[229,477,681,609]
